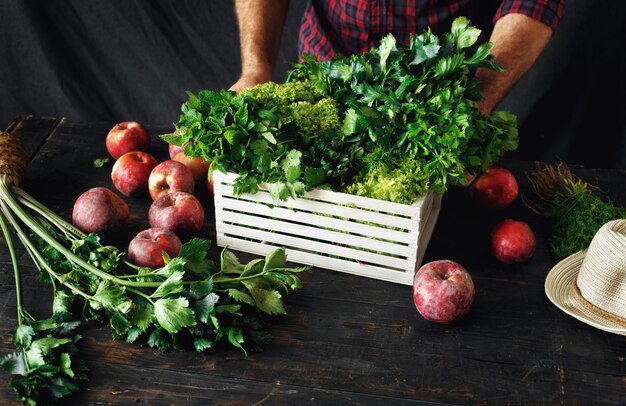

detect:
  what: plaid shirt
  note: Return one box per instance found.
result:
[298,0,565,60]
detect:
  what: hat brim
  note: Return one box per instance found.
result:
[545,250,626,336]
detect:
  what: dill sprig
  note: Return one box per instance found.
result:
[525,162,626,259]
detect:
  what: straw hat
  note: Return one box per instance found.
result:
[545,219,626,335]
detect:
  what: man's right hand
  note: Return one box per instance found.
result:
[231,0,289,93]
[229,71,272,93]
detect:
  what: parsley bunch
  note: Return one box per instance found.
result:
[167,17,518,204]
[163,80,353,202]
[291,16,518,201]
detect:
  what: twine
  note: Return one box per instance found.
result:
[0,131,29,187]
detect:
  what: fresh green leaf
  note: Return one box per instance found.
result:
[281,149,302,172]
[147,327,172,352]
[126,327,143,344]
[226,327,246,356]
[194,293,220,324]
[154,298,196,333]
[261,131,277,144]
[93,157,110,168]
[263,248,287,271]
[0,352,26,375]
[221,248,244,275]
[242,281,286,315]
[227,289,256,307]
[193,338,213,352]
[110,312,131,336]
[241,258,265,278]
[91,280,132,314]
[53,291,73,314]
[59,352,75,378]
[12,325,35,349]
[150,271,184,298]
[378,33,396,72]
[130,301,154,331]
[189,280,213,300]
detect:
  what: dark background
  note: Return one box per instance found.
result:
[1,0,625,169]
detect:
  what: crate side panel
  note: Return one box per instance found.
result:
[215,196,420,245]
[217,209,417,257]
[217,223,414,271]
[217,185,420,231]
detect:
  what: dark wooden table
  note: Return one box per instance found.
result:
[1,116,625,405]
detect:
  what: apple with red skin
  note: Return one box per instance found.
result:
[148,160,195,201]
[491,219,536,263]
[207,168,216,196]
[168,142,184,159]
[149,192,205,236]
[173,151,211,184]
[72,187,129,233]
[413,260,475,324]
[111,151,158,197]
[469,166,518,209]
[105,121,150,159]
[127,228,182,268]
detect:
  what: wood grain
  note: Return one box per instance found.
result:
[1,118,624,405]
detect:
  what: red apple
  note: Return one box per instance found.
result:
[173,151,211,184]
[469,166,518,209]
[105,121,150,159]
[168,143,184,160]
[413,260,475,324]
[111,151,158,197]
[149,192,205,236]
[491,219,536,263]
[207,170,214,196]
[127,228,182,268]
[72,187,129,233]
[148,160,195,201]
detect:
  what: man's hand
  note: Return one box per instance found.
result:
[476,13,553,115]
[231,0,289,92]
[229,71,272,93]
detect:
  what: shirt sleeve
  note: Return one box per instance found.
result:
[496,0,566,31]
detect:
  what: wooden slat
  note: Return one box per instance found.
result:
[5,115,60,159]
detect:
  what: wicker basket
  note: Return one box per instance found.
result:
[213,171,441,285]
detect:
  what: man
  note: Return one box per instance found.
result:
[230,0,565,115]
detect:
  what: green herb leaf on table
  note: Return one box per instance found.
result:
[93,157,110,168]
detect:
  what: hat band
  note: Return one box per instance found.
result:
[571,283,626,328]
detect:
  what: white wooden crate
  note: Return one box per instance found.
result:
[213,171,441,285]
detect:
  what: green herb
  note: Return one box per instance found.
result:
[0,200,87,405]
[166,17,518,204]
[0,313,88,405]
[93,158,110,168]
[525,162,626,258]
[162,80,348,202]
[0,172,307,404]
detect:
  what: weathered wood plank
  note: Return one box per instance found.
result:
[4,115,60,158]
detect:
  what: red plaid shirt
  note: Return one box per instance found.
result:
[298,0,565,60]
